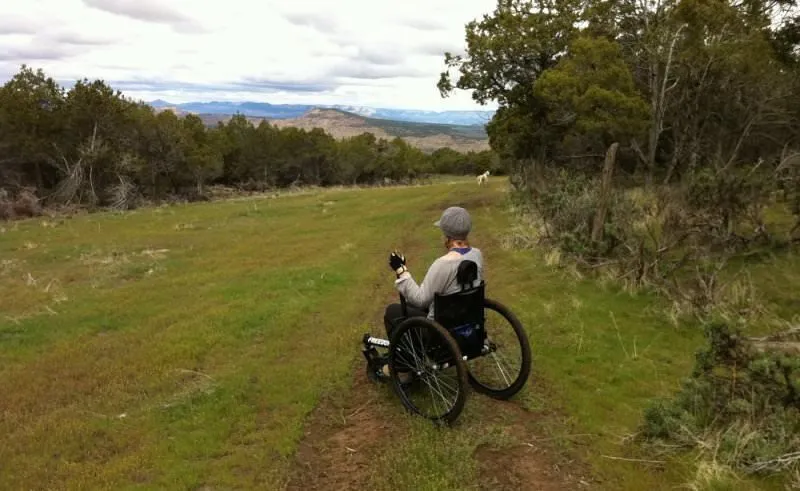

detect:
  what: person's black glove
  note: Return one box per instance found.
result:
[389,251,407,275]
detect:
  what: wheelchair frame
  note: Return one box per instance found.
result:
[362,294,499,363]
[361,269,531,424]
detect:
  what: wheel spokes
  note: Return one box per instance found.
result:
[393,325,460,420]
[468,308,525,391]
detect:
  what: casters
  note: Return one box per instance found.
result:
[362,333,387,383]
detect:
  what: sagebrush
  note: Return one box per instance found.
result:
[641,323,800,475]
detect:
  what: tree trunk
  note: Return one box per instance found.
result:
[592,143,619,244]
[34,160,44,190]
[663,132,684,185]
[647,59,659,187]
[647,24,685,187]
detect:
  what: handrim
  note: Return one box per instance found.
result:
[388,317,469,424]
[466,298,532,400]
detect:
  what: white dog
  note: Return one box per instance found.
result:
[477,171,490,186]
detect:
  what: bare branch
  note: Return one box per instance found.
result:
[630,138,648,166]
[658,23,687,124]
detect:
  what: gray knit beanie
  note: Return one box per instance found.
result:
[434,206,472,239]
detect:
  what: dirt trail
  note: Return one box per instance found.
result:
[285,232,424,491]
[473,400,594,490]
[285,366,396,490]
[284,276,407,490]
[285,363,588,490]
[476,444,573,490]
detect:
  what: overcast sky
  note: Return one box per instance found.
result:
[0,0,499,110]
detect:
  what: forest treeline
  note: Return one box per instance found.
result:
[439,0,799,298]
[0,66,500,217]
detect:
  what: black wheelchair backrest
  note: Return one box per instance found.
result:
[434,261,484,328]
[456,259,479,291]
[433,259,486,358]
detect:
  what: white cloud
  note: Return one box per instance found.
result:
[82,0,209,33]
[0,0,499,110]
[0,14,40,35]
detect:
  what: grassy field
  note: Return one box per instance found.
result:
[1,178,795,489]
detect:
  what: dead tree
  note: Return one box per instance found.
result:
[592,143,619,244]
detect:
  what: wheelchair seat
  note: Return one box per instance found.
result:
[433,260,486,358]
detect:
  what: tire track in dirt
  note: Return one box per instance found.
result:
[283,352,397,490]
[476,444,571,491]
[284,224,429,491]
[472,399,595,490]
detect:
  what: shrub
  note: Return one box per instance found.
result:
[776,152,800,239]
[0,200,13,220]
[641,323,800,475]
[528,167,631,258]
[0,188,43,221]
[513,156,798,319]
[13,189,42,217]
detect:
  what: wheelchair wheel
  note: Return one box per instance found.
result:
[466,298,532,400]
[388,317,468,424]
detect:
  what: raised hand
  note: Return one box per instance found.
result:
[389,251,406,273]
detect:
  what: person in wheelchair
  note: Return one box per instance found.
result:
[381,206,484,377]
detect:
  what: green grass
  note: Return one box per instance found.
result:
[0,185,455,488]
[1,178,795,489]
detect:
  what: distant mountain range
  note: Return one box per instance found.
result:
[148,100,495,127]
[178,108,490,153]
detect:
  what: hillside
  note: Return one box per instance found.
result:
[149,99,496,126]
[268,108,490,153]
[165,107,491,153]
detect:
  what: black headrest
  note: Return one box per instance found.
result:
[456,260,479,289]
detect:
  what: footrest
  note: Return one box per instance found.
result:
[364,335,390,348]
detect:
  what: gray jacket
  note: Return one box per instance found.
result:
[395,247,484,319]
